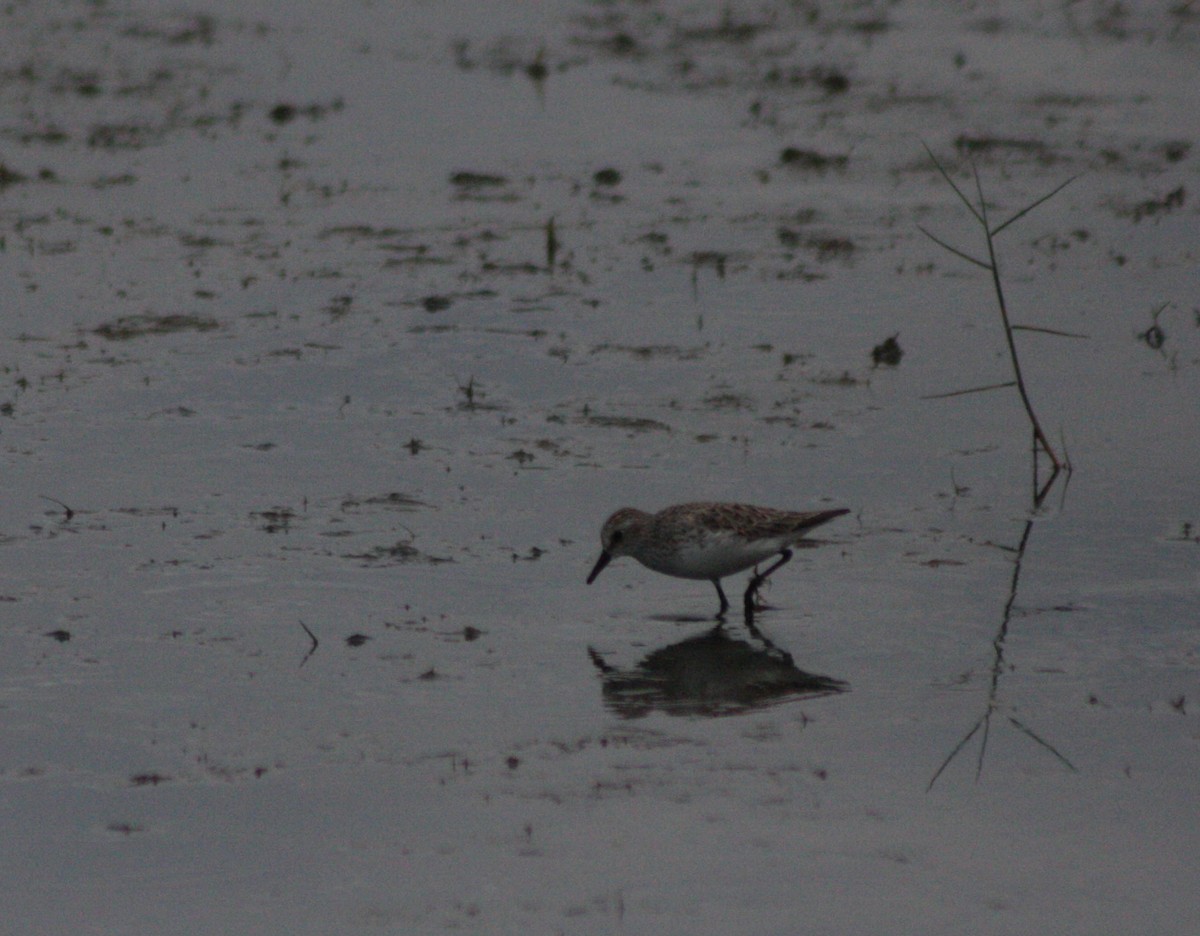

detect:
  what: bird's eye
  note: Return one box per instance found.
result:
[610,530,623,545]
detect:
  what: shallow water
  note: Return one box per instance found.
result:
[1,1,1198,933]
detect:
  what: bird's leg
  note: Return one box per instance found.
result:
[743,549,794,616]
[712,579,730,617]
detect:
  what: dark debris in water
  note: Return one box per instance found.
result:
[348,541,454,566]
[0,163,29,189]
[87,123,163,150]
[779,227,856,261]
[580,414,672,433]
[590,343,705,360]
[450,171,518,203]
[1136,303,1171,351]
[450,171,508,189]
[871,334,903,367]
[267,99,344,125]
[779,147,848,172]
[812,371,864,387]
[954,134,1049,157]
[121,13,218,47]
[93,314,220,340]
[690,251,728,277]
[341,492,427,512]
[761,65,850,94]
[703,393,752,411]
[252,507,297,533]
[1127,186,1185,223]
[677,9,771,44]
[525,50,548,83]
[451,37,583,79]
[130,772,171,786]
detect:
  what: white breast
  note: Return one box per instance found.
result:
[639,530,788,580]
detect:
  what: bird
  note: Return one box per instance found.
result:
[586,501,849,617]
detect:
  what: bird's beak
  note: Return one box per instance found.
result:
[586,550,612,584]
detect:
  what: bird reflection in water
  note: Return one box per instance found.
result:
[588,623,847,719]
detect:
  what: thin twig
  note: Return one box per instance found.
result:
[1007,716,1078,772]
[991,173,1083,237]
[40,495,75,521]
[298,619,320,667]
[922,141,984,225]
[922,146,1068,472]
[921,380,1016,400]
[1010,325,1089,339]
[927,717,984,791]
[915,224,989,269]
[1035,463,1062,506]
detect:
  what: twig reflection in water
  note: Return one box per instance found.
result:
[928,517,1076,790]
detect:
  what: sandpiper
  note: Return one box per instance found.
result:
[587,501,849,617]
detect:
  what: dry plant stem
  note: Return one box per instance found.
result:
[973,168,1062,473]
[920,145,1080,476]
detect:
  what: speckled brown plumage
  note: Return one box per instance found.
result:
[587,501,849,617]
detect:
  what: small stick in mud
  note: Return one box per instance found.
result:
[40,495,75,521]
[298,619,320,667]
